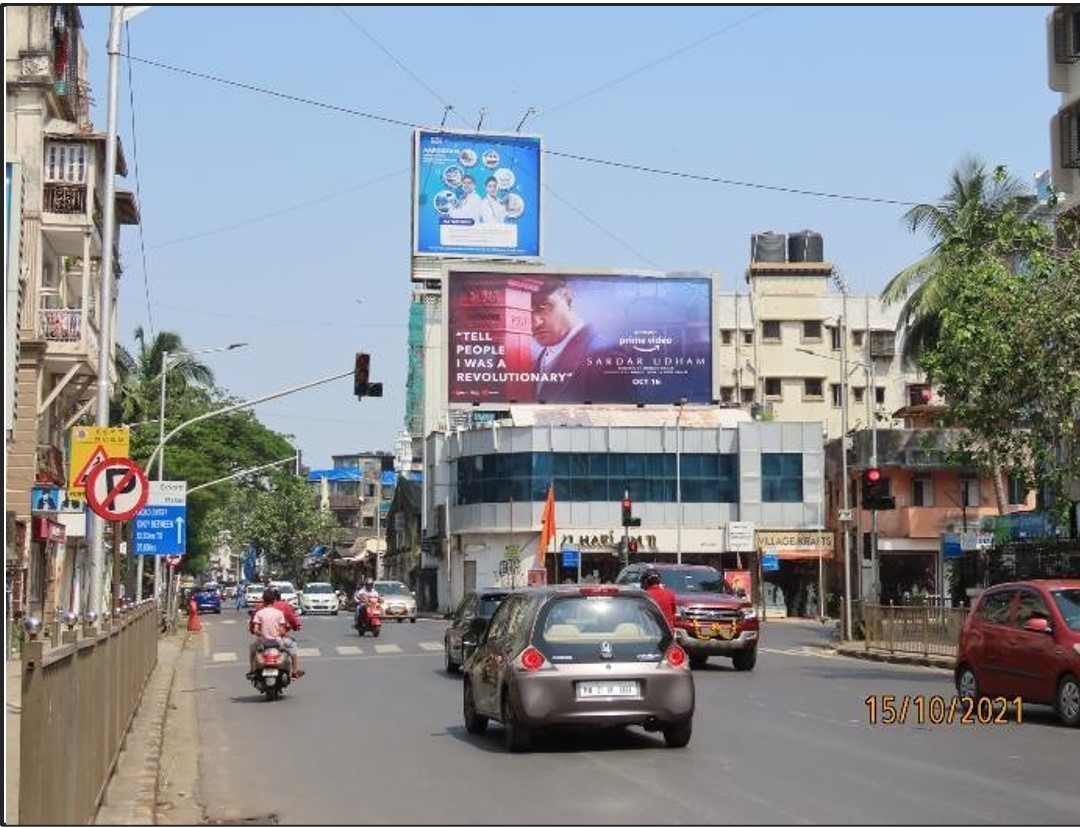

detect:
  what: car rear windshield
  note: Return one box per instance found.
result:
[659,568,728,594]
[536,595,671,662]
[305,584,333,594]
[1051,588,1080,632]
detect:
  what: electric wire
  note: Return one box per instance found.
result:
[124,21,155,338]
[122,53,917,208]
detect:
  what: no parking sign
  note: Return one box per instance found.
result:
[86,458,150,522]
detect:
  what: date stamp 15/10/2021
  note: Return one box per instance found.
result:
[864,694,1023,726]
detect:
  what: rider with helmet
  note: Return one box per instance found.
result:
[354,577,380,628]
[248,585,304,678]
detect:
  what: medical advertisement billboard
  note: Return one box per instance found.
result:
[446,269,713,406]
[413,130,541,258]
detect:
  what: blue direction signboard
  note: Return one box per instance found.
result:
[134,504,186,555]
[135,481,188,556]
[561,549,580,568]
[761,553,780,572]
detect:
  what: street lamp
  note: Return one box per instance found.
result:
[145,342,247,601]
[675,398,687,564]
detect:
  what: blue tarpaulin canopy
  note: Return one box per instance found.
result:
[308,469,362,482]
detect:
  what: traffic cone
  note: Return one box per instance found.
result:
[187,597,202,632]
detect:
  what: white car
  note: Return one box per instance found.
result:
[300,582,339,615]
[374,580,417,623]
[270,580,302,614]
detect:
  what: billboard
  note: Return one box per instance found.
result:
[446,270,713,406]
[413,130,541,258]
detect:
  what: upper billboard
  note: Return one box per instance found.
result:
[413,130,542,259]
[447,270,713,406]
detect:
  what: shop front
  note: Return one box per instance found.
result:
[755,529,834,618]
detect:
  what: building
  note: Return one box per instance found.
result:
[1049,5,1080,231]
[383,477,436,609]
[5,6,140,618]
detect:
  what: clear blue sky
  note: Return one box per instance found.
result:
[78,4,1056,470]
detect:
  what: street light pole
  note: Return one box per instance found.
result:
[869,352,880,604]
[675,399,687,564]
[838,311,853,639]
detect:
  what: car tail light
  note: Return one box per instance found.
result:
[579,586,620,597]
[518,646,546,671]
[665,644,688,668]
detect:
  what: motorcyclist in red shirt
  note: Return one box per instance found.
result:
[248,586,304,678]
[641,568,677,631]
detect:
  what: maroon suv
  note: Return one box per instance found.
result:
[955,579,1080,727]
[616,562,759,670]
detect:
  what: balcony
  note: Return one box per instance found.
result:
[44,182,88,215]
[39,308,83,343]
[869,330,896,359]
[36,444,66,486]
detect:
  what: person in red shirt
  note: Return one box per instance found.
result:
[248,586,304,678]
[641,568,677,631]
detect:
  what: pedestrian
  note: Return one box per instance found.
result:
[641,567,677,631]
[235,584,247,611]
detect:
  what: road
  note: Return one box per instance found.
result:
[187,611,1079,825]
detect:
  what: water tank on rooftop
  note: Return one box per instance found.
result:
[751,232,787,263]
[788,230,824,263]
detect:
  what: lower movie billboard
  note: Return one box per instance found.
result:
[447,270,713,405]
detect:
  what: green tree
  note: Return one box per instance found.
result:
[919,214,1080,528]
[882,157,1031,366]
[205,473,340,583]
[113,327,216,426]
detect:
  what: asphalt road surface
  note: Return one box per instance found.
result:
[187,612,1079,825]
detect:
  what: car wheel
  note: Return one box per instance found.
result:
[332,610,339,616]
[663,717,692,748]
[732,649,757,672]
[1057,674,1080,727]
[266,686,280,702]
[410,618,416,624]
[502,693,532,753]
[372,626,380,638]
[397,618,404,624]
[689,654,708,670]
[463,680,488,734]
[445,644,460,674]
[956,664,979,700]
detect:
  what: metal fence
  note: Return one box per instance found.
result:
[19,601,158,825]
[856,603,969,659]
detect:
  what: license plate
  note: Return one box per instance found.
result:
[261,668,278,677]
[577,680,639,699]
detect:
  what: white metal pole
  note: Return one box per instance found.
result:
[839,308,853,639]
[676,401,685,564]
[870,353,879,603]
[87,7,123,618]
[152,349,169,603]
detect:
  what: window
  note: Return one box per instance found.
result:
[1015,590,1051,628]
[764,378,782,399]
[742,330,753,345]
[960,478,982,508]
[977,590,1014,625]
[907,384,932,406]
[829,326,841,351]
[803,378,823,400]
[719,386,734,403]
[762,453,803,503]
[869,330,896,358]
[1053,6,1080,63]
[912,474,933,507]
[875,386,886,405]
[1006,475,1027,506]
[740,387,754,404]
[720,329,733,345]
[830,383,842,407]
[802,320,822,341]
[852,331,864,348]
[1060,102,1080,169]
[762,321,781,342]
[852,387,865,403]
[44,142,88,184]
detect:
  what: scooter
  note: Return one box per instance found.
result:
[354,595,383,637]
[249,639,292,701]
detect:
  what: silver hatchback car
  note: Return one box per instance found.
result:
[461,585,694,752]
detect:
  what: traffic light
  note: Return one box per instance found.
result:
[621,498,641,527]
[354,352,370,398]
[628,538,640,554]
[861,467,896,510]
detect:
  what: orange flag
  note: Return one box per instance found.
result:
[538,483,555,568]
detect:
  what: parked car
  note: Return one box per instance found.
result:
[375,580,417,623]
[615,562,759,670]
[444,588,513,673]
[270,580,302,614]
[955,579,1080,727]
[462,585,694,752]
[192,585,222,614]
[300,582,339,615]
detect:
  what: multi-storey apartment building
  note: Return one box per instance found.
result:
[1049,5,1080,226]
[5,6,140,618]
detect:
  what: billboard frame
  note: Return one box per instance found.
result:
[441,262,717,410]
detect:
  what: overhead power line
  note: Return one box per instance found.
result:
[123,53,917,208]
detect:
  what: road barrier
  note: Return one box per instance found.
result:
[19,601,158,825]
[856,603,968,659]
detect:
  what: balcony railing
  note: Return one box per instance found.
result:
[43,183,88,216]
[38,308,83,343]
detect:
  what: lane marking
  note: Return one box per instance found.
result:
[418,642,443,651]
[211,652,237,663]
[296,647,321,657]
[335,645,363,655]
[374,643,402,654]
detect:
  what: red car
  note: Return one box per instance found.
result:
[955,579,1080,727]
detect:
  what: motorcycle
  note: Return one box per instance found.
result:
[249,639,292,701]
[354,595,383,637]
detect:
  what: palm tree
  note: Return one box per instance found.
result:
[882,156,1031,366]
[114,327,216,424]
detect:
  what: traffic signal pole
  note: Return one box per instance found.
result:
[869,352,880,603]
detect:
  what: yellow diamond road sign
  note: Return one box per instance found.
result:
[68,426,131,498]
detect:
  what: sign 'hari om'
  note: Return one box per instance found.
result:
[560,533,658,551]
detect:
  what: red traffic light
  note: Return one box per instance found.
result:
[864,467,881,483]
